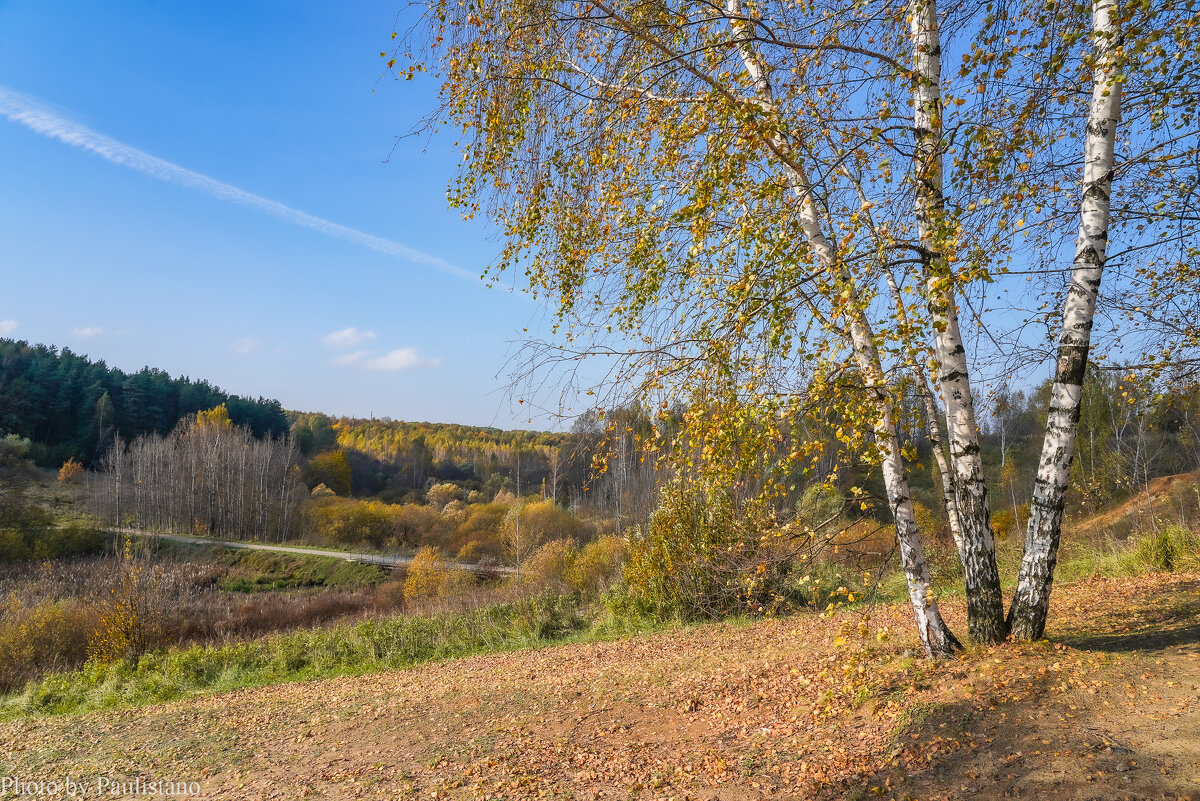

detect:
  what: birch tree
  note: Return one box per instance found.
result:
[1005,0,1123,639]
[396,0,1199,651]
[400,0,990,655]
[908,0,1005,643]
[1001,0,1200,639]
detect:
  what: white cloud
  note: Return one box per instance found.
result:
[362,348,440,371]
[71,326,104,338]
[230,337,261,355]
[0,83,473,280]
[323,327,376,349]
[0,320,16,335]
[330,350,369,366]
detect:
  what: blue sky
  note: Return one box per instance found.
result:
[0,0,551,428]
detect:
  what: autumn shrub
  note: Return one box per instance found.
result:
[0,596,96,691]
[372,580,408,611]
[426,482,462,508]
[403,546,448,601]
[567,534,627,595]
[306,497,398,548]
[990,502,1029,542]
[57,458,84,484]
[795,483,846,531]
[622,477,784,621]
[88,538,164,663]
[500,499,579,570]
[451,502,510,557]
[911,501,941,541]
[520,538,578,589]
[403,547,476,601]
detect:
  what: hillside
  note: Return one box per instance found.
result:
[2,573,1196,800]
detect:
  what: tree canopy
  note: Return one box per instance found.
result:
[393,0,1200,655]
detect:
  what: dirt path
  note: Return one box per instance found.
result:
[1,575,1197,800]
[110,527,513,575]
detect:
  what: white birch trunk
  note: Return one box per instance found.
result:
[884,273,966,563]
[921,378,965,559]
[1008,0,1122,640]
[909,0,1006,643]
[726,0,961,656]
[791,163,961,658]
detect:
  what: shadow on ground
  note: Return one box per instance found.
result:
[859,579,1200,801]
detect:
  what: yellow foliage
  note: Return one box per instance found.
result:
[426,482,462,508]
[911,501,940,538]
[57,457,84,484]
[196,403,233,429]
[88,537,157,663]
[306,450,352,496]
[520,538,578,587]
[403,546,476,601]
[501,499,579,567]
[0,594,96,690]
[567,534,626,594]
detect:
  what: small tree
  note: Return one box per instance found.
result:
[57,458,84,484]
[500,499,579,575]
[426,482,462,509]
[403,546,476,601]
[88,536,160,662]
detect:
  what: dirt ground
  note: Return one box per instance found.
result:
[1,573,1197,801]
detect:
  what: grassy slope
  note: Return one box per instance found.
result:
[1,573,1197,801]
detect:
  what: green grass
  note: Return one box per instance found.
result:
[216,549,387,592]
[9,524,1195,722]
[873,524,1200,604]
[0,592,593,719]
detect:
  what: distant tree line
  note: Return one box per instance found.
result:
[0,339,288,467]
[89,405,304,542]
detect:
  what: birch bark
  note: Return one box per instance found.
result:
[726,0,960,657]
[909,0,1006,643]
[883,272,965,563]
[1008,0,1122,640]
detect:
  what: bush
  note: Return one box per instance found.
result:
[0,596,97,691]
[520,539,578,589]
[306,497,418,549]
[426,483,462,508]
[795,483,846,531]
[500,499,579,568]
[623,477,779,621]
[991,503,1028,541]
[403,547,476,601]
[1134,525,1200,572]
[57,458,84,484]
[88,538,164,663]
[567,535,627,595]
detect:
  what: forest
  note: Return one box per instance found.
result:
[0,339,288,467]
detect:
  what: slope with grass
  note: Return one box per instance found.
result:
[1,573,1197,800]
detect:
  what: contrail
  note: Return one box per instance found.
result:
[0,84,474,280]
